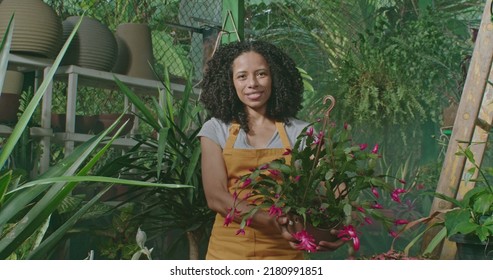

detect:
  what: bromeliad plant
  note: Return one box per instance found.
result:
[228,96,410,252]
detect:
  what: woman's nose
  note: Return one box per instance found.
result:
[247,76,258,87]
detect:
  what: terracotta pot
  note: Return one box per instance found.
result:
[443,102,458,128]
[51,114,98,134]
[0,93,20,123]
[113,23,155,80]
[0,70,24,123]
[93,113,135,136]
[0,0,62,58]
[62,16,117,71]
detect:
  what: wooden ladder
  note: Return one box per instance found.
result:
[422,0,493,259]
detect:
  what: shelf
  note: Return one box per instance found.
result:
[51,65,198,96]
[0,126,53,138]
[53,132,142,148]
[7,53,53,72]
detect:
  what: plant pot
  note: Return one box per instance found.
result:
[113,23,155,80]
[289,213,341,244]
[0,70,24,123]
[51,114,98,134]
[61,16,118,71]
[0,0,62,58]
[305,222,340,244]
[449,234,493,260]
[93,113,135,137]
[442,102,458,128]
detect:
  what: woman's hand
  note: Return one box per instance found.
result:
[277,216,348,251]
[277,215,303,248]
[316,229,346,251]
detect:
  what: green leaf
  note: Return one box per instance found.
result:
[473,193,493,215]
[114,77,160,129]
[10,176,192,193]
[0,14,14,102]
[0,171,12,205]
[444,209,478,236]
[156,127,169,179]
[0,15,83,170]
[475,226,490,243]
[26,186,112,259]
[463,147,476,165]
[423,226,447,255]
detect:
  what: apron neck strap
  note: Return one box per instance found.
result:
[225,121,291,149]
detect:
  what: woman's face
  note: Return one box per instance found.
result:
[232,51,272,114]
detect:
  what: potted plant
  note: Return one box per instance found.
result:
[432,145,493,259]
[228,96,410,253]
[402,143,493,260]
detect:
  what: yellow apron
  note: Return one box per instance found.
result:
[205,121,304,260]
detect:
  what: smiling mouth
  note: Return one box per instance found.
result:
[245,93,262,100]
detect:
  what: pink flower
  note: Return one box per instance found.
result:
[268,169,281,177]
[398,179,406,185]
[245,217,253,227]
[241,178,252,188]
[344,122,348,130]
[356,206,365,213]
[370,202,383,209]
[306,126,314,137]
[394,219,409,225]
[260,164,269,170]
[371,144,379,154]
[371,187,379,198]
[389,230,398,238]
[292,230,317,253]
[283,148,292,155]
[359,143,368,150]
[293,175,301,182]
[314,131,325,145]
[337,225,360,251]
[224,208,240,226]
[364,217,373,225]
[268,205,283,217]
[391,188,406,203]
[236,229,245,235]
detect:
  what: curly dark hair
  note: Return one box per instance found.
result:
[200,40,304,133]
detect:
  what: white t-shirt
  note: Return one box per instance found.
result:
[197,117,310,149]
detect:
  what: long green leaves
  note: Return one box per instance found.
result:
[0,15,82,169]
[0,14,14,99]
[0,15,194,259]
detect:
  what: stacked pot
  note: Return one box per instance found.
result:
[61,16,118,72]
[0,0,63,58]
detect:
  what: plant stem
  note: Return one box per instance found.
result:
[303,96,335,203]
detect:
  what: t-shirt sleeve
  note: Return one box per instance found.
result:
[197,118,229,149]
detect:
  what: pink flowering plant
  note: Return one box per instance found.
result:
[227,97,410,252]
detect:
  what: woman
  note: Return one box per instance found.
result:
[198,40,344,260]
